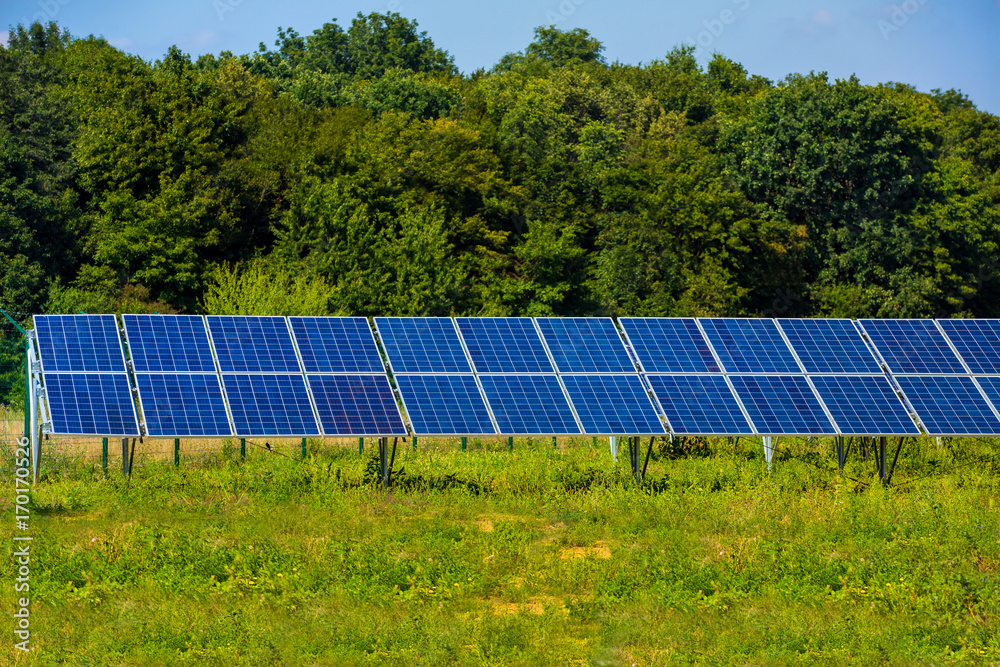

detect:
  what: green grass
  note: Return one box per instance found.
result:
[2,436,999,665]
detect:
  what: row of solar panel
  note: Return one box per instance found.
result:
[32,315,1000,439]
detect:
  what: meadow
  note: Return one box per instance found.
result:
[2,427,999,665]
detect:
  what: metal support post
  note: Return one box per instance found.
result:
[379,437,388,487]
[301,437,307,459]
[508,436,513,452]
[552,436,557,450]
[174,438,180,467]
[461,436,467,452]
[359,437,364,455]
[240,438,246,461]
[102,437,108,474]
[413,436,417,451]
[763,436,774,472]
[878,436,888,485]
[836,436,848,471]
[630,437,642,485]
[121,438,130,477]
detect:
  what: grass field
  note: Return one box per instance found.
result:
[2,432,999,665]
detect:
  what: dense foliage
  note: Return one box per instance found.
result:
[2,16,999,318]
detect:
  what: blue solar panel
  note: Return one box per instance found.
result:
[536,318,634,373]
[395,375,496,435]
[222,374,320,436]
[895,376,1000,436]
[456,318,554,373]
[619,318,720,373]
[374,318,472,373]
[975,376,1000,415]
[44,373,139,435]
[561,375,666,435]
[810,375,919,436]
[858,319,966,374]
[646,375,754,435]
[699,319,801,373]
[290,317,385,373]
[729,375,835,435]
[479,375,580,435]
[34,315,126,372]
[136,373,232,437]
[308,375,408,436]
[123,315,217,373]
[206,316,301,373]
[777,319,882,374]
[937,319,1000,374]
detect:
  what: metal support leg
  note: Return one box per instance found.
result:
[174,438,180,467]
[508,436,513,452]
[878,436,888,485]
[301,437,307,460]
[835,436,845,471]
[412,436,417,451]
[102,437,108,475]
[631,437,643,485]
[359,437,364,455]
[461,436,467,452]
[122,438,130,477]
[763,436,774,472]
[240,438,246,461]
[552,436,557,450]
[379,437,388,487]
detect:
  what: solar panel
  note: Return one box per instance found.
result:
[374,318,472,374]
[858,319,966,374]
[536,318,634,373]
[479,375,580,435]
[810,375,920,436]
[289,317,385,373]
[777,319,882,374]
[222,374,320,436]
[895,375,1000,436]
[394,375,496,436]
[646,375,754,435]
[206,316,301,373]
[34,315,126,372]
[619,318,720,373]
[135,373,233,437]
[699,319,801,373]
[44,373,139,435]
[937,319,1000,374]
[123,315,217,373]
[728,375,836,435]
[975,376,1000,415]
[307,375,408,436]
[455,318,554,373]
[561,375,666,435]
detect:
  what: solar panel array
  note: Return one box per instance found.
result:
[32,315,1000,439]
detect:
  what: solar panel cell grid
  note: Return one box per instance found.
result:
[136,373,232,437]
[859,319,966,374]
[810,375,920,436]
[290,317,385,373]
[395,375,496,435]
[123,315,217,373]
[975,376,1000,415]
[34,315,126,373]
[777,319,882,374]
[456,318,554,373]
[646,375,754,435]
[699,319,802,373]
[308,375,408,436]
[479,375,580,435]
[45,373,139,435]
[619,318,720,373]
[536,318,635,373]
[561,375,666,435]
[895,375,1000,436]
[729,375,836,435]
[937,319,1000,374]
[222,373,320,436]
[375,318,472,374]
[207,316,302,373]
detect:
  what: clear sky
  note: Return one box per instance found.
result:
[3,0,998,114]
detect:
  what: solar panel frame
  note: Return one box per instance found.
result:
[646,374,756,436]
[394,374,498,436]
[478,374,582,436]
[728,374,838,436]
[221,373,322,437]
[937,319,1000,375]
[43,372,140,436]
[535,318,636,374]
[857,319,968,375]
[374,317,473,374]
[697,318,803,374]
[455,317,555,374]
[34,314,128,373]
[307,374,409,437]
[122,314,218,373]
[289,317,386,374]
[560,374,667,436]
[809,375,920,436]
[776,318,884,374]
[206,316,303,373]
[894,375,1000,436]
[135,373,234,437]
[619,318,721,373]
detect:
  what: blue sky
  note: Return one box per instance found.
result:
[3,0,998,114]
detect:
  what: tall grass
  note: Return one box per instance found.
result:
[2,435,998,664]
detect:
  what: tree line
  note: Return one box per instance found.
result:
[2,15,999,320]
